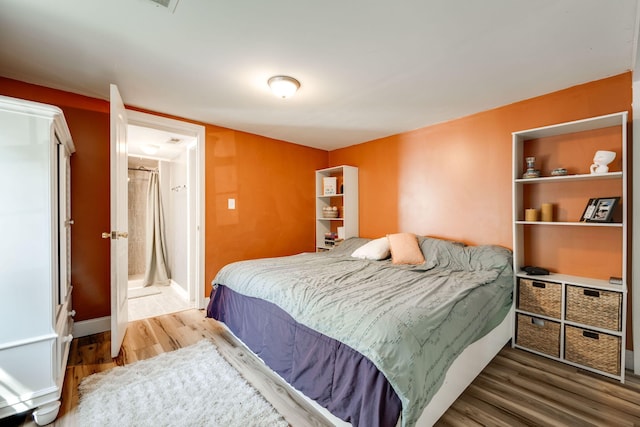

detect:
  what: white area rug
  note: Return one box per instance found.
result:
[77,340,289,427]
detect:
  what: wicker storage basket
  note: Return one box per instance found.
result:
[565,325,621,375]
[518,278,562,318]
[565,285,621,331]
[516,313,560,357]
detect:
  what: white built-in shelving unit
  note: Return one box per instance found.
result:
[512,112,627,382]
[315,165,358,251]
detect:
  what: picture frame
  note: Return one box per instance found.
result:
[579,198,598,222]
[583,197,619,223]
[322,177,337,196]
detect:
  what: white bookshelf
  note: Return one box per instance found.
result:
[315,166,358,251]
[511,112,628,382]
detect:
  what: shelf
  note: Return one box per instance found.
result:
[515,272,625,292]
[515,221,622,227]
[317,217,344,221]
[562,319,624,337]
[515,171,622,183]
[514,309,624,337]
[513,112,626,140]
[513,308,559,323]
[317,193,344,198]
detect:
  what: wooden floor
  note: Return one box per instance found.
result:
[2,309,640,427]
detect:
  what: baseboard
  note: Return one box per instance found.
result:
[170,279,189,300]
[626,349,634,372]
[74,286,206,338]
[73,316,110,338]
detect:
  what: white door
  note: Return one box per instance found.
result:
[109,84,129,358]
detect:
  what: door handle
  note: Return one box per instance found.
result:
[102,231,129,239]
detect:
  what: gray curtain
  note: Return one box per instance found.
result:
[143,171,171,286]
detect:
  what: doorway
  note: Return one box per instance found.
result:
[125,110,205,321]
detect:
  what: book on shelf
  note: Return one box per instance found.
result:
[323,232,343,247]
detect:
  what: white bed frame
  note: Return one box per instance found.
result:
[415,307,513,425]
[274,307,514,427]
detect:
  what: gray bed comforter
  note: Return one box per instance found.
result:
[213,237,513,426]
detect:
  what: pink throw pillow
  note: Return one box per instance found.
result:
[387,233,425,265]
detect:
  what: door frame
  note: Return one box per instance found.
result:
[126,110,206,309]
[633,80,639,375]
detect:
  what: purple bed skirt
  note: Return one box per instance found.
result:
[207,285,401,427]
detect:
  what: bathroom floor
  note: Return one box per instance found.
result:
[127,275,193,321]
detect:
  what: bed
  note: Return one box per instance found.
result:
[206,235,513,426]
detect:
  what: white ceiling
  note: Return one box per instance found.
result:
[0,0,638,151]
[127,124,195,161]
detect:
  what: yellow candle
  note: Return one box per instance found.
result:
[541,203,553,222]
[525,209,538,221]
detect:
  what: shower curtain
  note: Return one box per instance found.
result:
[143,171,171,286]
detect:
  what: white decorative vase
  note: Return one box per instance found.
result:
[590,150,616,174]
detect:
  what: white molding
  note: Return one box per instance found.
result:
[632,1,640,79]
[633,80,640,376]
[0,334,57,351]
[73,316,111,338]
[170,279,189,301]
[127,110,202,137]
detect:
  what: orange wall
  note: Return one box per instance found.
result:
[203,127,328,295]
[329,72,632,346]
[330,73,631,247]
[0,77,327,321]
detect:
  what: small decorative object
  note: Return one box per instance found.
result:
[608,276,623,285]
[585,197,619,223]
[540,203,553,222]
[522,156,540,178]
[551,168,567,176]
[322,206,339,218]
[590,150,616,174]
[323,177,337,195]
[522,265,550,275]
[525,209,539,221]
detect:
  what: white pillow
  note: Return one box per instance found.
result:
[351,237,391,260]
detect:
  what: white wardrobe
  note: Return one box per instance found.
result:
[0,96,76,425]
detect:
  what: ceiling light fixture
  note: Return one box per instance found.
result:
[141,144,160,155]
[268,75,300,99]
